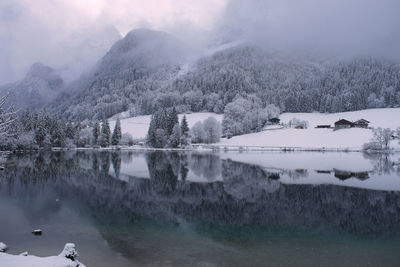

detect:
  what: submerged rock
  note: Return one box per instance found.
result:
[32,229,42,235]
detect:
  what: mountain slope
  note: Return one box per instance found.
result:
[50,29,192,120]
[46,29,400,121]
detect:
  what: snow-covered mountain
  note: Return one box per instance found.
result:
[49,28,194,120]
[0,63,64,110]
[23,28,399,121]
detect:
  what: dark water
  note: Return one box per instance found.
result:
[1,151,400,266]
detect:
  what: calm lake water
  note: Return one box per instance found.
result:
[1,150,400,266]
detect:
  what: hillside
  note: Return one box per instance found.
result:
[49,29,192,120]
[40,28,400,121]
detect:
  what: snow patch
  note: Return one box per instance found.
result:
[0,243,85,267]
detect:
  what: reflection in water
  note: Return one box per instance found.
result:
[1,151,400,266]
[333,169,370,180]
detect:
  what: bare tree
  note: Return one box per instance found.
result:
[0,92,16,139]
[373,127,394,150]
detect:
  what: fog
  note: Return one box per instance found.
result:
[0,0,226,84]
[217,0,400,59]
[1,0,400,84]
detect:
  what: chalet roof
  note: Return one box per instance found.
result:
[334,119,352,125]
[269,117,280,122]
[354,119,370,124]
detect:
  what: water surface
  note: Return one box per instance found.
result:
[1,151,400,266]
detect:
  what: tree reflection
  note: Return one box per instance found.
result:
[146,152,178,193]
[189,153,221,181]
[363,152,396,175]
[111,152,121,178]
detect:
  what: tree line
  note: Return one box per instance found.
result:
[0,104,126,150]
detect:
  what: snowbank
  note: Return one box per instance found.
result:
[0,243,85,267]
[109,112,222,140]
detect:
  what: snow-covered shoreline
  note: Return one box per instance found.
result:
[0,243,85,267]
[106,108,400,151]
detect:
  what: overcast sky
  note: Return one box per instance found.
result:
[0,0,227,84]
[1,0,400,84]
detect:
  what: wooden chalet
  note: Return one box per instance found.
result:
[353,119,370,128]
[315,125,331,129]
[268,118,280,125]
[334,119,353,129]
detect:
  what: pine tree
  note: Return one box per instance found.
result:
[99,119,111,147]
[51,122,66,147]
[34,120,46,147]
[147,113,158,147]
[167,107,179,136]
[180,115,190,147]
[92,121,100,145]
[111,118,122,145]
[167,123,181,148]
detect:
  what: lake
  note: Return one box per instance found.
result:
[1,150,400,266]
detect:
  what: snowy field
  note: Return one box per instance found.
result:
[110,112,223,140]
[220,108,400,150]
[110,108,400,150]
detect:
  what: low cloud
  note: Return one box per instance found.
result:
[0,0,227,84]
[217,0,400,59]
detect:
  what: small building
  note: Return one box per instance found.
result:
[334,119,353,129]
[353,119,370,128]
[316,125,331,129]
[268,118,280,125]
[295,125,304,129]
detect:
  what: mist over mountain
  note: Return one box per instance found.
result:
[0,62,64,110]
[49,29,194,120]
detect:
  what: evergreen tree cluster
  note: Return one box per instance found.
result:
[147,108,190,148]
[0,107,123,150]
[0,109,80,150]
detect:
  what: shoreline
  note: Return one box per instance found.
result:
[2,145,400,154]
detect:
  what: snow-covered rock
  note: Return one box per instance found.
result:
[0,242,8,252]
[0,243,85,267]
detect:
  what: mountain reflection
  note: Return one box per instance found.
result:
[1,150,400,238]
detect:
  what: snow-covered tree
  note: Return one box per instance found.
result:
[167,123,181,148]
[190,121,206,143]
[111,118,122,145]
[180,115,190,147]
[121,133,134,146]
[92,121,100,145]
[203,117,221,143]
[373,128,394,149]
[99,119,111,147]
[0,93,17,140]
